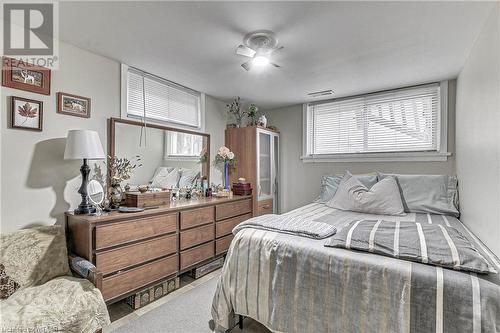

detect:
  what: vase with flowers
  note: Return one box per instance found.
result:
[107,155,142,208]
[214,146,236,190]
[245,103,259,126]
[226,97,244,128]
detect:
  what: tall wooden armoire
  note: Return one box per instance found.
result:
[225,126,280,216]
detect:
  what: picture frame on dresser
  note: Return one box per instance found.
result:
[2,57,51,95]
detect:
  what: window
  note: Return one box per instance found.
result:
[164,131,203,160]
[122,65,204,130]
[303,82,450,162]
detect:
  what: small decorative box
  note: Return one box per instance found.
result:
[124,191,170,208]
[232,183,252,196]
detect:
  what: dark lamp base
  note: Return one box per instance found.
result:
[74,204,97,215]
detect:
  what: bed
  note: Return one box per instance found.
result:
[211,202,500,333]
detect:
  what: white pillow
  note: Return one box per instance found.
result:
[150,167,174,183]
[327,171,405,216]
[151,167,179,189]
[178,168,200,188]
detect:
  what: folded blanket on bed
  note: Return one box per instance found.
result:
[325,220,497,273]
[232,214,337,239]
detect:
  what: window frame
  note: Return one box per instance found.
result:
[301,81,450,163]
[164,131,203,162]
[120,64,206,132]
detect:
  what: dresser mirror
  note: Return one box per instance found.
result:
[109,118,210,189]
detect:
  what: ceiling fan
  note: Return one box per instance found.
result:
[235,30,283,71]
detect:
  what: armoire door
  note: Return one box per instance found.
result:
[257,130,272,201]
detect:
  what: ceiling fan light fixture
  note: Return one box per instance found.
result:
[252,55,270,67]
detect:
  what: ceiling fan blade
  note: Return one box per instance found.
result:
[270,62,281,68]
[241,61,253,71]
[270,46,284,54]
[236,45,256,58]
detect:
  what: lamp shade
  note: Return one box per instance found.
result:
[64,130,105,160]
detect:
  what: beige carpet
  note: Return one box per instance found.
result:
[105,271,271,333]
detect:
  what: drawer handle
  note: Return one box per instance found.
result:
[261,205,271,209]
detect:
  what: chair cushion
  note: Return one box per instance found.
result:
[0,264,19,299]
[327,171,405,216]
[0,276,110,333]
[0,226,70,289]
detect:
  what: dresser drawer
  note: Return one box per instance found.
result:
[96,214,177,249]
[180,224,214,250]
[216,199,252,221]
[257,199,273,216]
[180,242,214,270]
[180,206,214,230]
[216,213,252,238]
[96,234,177,275]
[102,255,178,301]
[216,234,234,255]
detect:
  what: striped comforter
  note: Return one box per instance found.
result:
[211,203,500,333]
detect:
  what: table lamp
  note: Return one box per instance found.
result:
[64,130,106,214]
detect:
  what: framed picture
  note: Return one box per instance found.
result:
[11,96,43,131]
[2,57,51,95]
[57,92,91,118]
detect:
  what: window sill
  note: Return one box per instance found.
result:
[164,156,200,162]
[301,151,452,163]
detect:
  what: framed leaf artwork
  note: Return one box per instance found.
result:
[11,96,43,131]
[2,57,51,95]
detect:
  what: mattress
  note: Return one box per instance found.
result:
[211,203,500,333]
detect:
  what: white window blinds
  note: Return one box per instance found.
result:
[305,83,441,156]
[126,67,201,129]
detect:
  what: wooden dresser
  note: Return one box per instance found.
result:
[66,195,252,303]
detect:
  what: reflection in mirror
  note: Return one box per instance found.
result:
[87,179,105,215]
[88,180,105,205]
[114,122,209,190]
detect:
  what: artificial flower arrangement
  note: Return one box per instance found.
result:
[198,147,208,164]
[244,103,259,126]
[226,97,244,128]
[214,146,236,190]
[107,155,142,185]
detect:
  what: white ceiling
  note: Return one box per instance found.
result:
[59,1,494,109]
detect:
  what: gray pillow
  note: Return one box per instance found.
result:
[325,220,496,274]
[317,174,378,203]
[327,171,405,216]
[378,173,459,217]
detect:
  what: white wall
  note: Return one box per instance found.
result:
[265,81,457,213]
[0,42,227,233]
[456,4,500,257]
[0,42,120,233]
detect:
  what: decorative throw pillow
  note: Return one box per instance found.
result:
[0,264,19,299]
[151,167,179,189]
[0,226,71,289]
[378,173,460,217]
[327,171,405,215]
[316,174,378,203]
[178,168,201,188]
[325,220,496,274]
[150,167,174,183]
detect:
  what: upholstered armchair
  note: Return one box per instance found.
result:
[0,225,110,333]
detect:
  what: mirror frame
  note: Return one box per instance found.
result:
[108,117,210,185]
[87,179,105,206]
